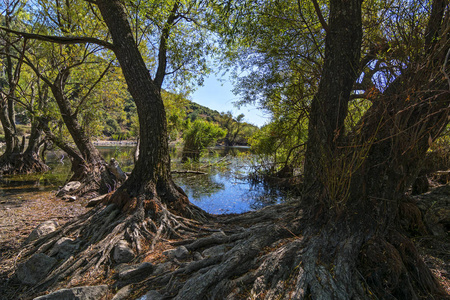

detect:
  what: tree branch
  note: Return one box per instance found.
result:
[72,60,113,118]
[0,26,114,50]
[311,0,329,33]
[154,1,180,88]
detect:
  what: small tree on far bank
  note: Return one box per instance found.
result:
[182,119,226,162]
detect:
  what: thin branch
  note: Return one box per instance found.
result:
[311,0,329,33]
[0,26,114,50]
[72,60,113,117]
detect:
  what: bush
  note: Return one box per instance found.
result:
[182,119,227,162]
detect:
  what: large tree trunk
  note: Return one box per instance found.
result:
[298,0,450,298]
[96,0,193,216]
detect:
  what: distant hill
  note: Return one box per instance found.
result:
[185,101,221,123]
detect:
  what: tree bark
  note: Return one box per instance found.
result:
[96,0,191,215]
[299,0,449,298]
[303,0,363,203]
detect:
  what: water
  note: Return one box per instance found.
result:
[0,146,295,214]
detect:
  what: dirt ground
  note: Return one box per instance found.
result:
[0,188,448,298]
[0,189,89,297]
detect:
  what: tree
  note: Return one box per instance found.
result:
[181,118,226,162]
[0,0,49,175]
[4,0,212,295]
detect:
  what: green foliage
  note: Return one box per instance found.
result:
[217,111,258,145]
[249,115,307,171]
[162,90,188,141]
[182,119,227,162]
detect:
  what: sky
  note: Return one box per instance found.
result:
[189,75,270,128]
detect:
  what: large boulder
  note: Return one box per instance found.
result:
[16,253,57,285]
[33,285,109,300]
[26,220,58,243]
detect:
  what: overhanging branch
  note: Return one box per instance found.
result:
[0,26,114,51]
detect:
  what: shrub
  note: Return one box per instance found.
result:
[181,119,227,162]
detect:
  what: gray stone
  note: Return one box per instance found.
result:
[162,246,189,260]
[16,253,57,285]
[86,194,108,207]
[63,195,77,202]
[112,285,132,300]
[113,240,135,263]
[137,290,163,300]
[57,181,82,196]
[153,262,173,275]
[211,231,227,239]
[202,244,228,258]
[118,262,153,280]
[33,285,109,300]
[27,220,59,242]
[48,237,79,259]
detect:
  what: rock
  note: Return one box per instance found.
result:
[33,285,109,300]
[63,195,77,202]
[202,244,228,258]
[26,220,58,242]
[86,194,108,207]
[162,245,189,260]
[118,262,153,280]
[153,262,173,275]
[137,290,163,300]
[112,285,132,300]
[57,181,82,197]
[16,253,57,285]
[113,240,135,263]
[48,237,79,259]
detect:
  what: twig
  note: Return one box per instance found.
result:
[442,48,450,89]
[171,170,207,175]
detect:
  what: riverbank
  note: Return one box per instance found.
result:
[92,140,137,146]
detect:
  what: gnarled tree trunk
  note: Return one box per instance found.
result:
[96,0,195,216]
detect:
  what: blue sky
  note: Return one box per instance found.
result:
[189,75,270,128]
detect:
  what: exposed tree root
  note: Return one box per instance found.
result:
[113,204,447,300]
[13,191,210,299]
[0,152,49,175]
[10,197,449,299]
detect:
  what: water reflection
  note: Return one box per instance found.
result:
[0,146,295,214]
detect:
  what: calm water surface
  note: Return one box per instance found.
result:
[0,146,294,214]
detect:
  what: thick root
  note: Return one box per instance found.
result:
[124,204,446,300]
[13,191,209,299]
[9,198,448,299]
